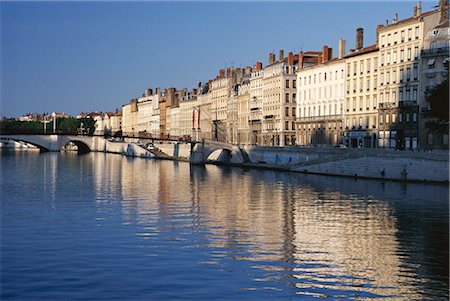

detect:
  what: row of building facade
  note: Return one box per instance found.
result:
[99,1,448,149]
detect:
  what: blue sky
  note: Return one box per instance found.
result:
[1,1,436,117]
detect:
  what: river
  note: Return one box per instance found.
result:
[1,151,448,300]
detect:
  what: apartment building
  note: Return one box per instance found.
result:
[419,0,449,148]
[296,45,345,146]
[237,78,251,144]
[122,88,161,135]
[376,2,441,149]
[344,29,380,148]
[248,62,264,145]
[262,50,299,146]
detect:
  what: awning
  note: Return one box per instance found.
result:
[427,59,435,66]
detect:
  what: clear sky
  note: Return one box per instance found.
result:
[1,1,437,118]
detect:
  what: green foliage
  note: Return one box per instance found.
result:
[426,78,449,133]
[0,117,96,135]
[0,119,45,134]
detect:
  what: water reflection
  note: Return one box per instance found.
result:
[2,151,447,300]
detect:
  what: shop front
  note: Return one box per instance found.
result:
[344,130,378,148]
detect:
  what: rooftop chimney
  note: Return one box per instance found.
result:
[376,24,384,44]
[198,81,202,89]
[338,39,346,59]
[385,19,389,26]
[356,27,364,50]
[268,53,276,64]
[298,52,304,70]
[287,52,294,65]
[255,61,263,71]
[156,87,161,95]
[322,45,329,63]
[219,69,225,78]
[146,88,153,96]
[279,49,284,61]
[393,13,398,23]
[226,68,232,77]
[416,1,422,17]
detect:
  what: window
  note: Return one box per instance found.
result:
[401,30,405,42]
[393,51,397,63]
[353,62,357,75]
[413,112,417,122]
[386,114,390,124]
[386,71,390,84]
[400,49,404,62]
[286,80,289,88]
[380,72,384,85]
[399,113,403,123]
[407,48,411,60]
[367,77,370,91]
[293,80,296,88]
[293,93,296,102]
[324,72,327,81]
[359,96,363,111]
[374,58,378,71]
[413,64,418,80]
[381,53,385,66]
[414,46,419,59]
[428,59,436,69]
[406,113,410,122]
[360,61,364,74]
[285,121,289,130]
[406,89,411,100]
[359,78,363,92]
[353,97,356,111]
[285,93,289,102]
[394,32,398,44]
[415,26,419,39]
[387,34,391,45]
[380,114,384,124]
[408,28,412,40]
[367,59,371,73]
[387,52,391,64]
[347,63,351,77]
[392,91,396,103]
[285,107,289,117]
[373,94,377,109]
[381,35,385,47]
[400,67,404,82]
[314,74,316,83]
[392,113,396,123]
[346,98,350,112]
[413,88,417,101]
[393,69,397,83]
[292,107,296,117]
[374,75,377,89]
[400,90,403,101]
[407,67,411,81]
[366,96,370,110]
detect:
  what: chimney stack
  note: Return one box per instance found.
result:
[156,87,160,95]
[268,53,276,64]
[338,39,346,59]
[393,13,398,23]
[322,45,329,63]
[219,69,225,78]
[255,61,263,71]
[287,52,294,65]
[298,52,304,70]
[226,68,232,77]
[416,1,422,16]
[356,27,364,50]
[279,49,284,61]
[146,88,153,96]
[198,81,202,89]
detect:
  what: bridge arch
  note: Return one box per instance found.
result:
[2,138,50,152]
[65,140,91,154]
[205,148,232,163]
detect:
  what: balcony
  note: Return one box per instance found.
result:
[399,100,418,107]
[296,114,343,123]
[421,47,450,57]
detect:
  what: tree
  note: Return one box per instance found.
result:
[425,78,449,133]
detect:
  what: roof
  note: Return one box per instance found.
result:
[344,44,379,58]
[377,9,438,32]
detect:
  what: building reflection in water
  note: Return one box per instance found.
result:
[90,153,448,300]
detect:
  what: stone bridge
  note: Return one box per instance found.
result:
[0,134,250,165]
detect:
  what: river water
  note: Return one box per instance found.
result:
[1,151,448,300]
